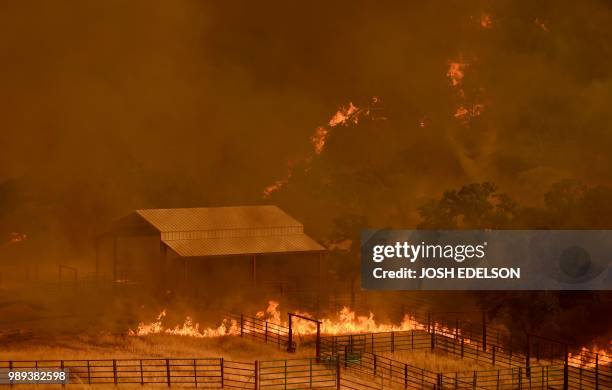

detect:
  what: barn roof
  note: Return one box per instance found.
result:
[112,206,325,257]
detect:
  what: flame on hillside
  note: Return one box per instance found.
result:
[263,97,384,197]
[534,18,549,32]
[1,232,27,248]
[447,61,467,87]
[480,13,492,28]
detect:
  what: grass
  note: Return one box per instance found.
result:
[378,349,492,373]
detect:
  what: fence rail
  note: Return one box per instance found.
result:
[0,358,223,387]
[320,330,611,390]
[226,312,291,349]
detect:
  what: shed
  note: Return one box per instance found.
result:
[97,206,326,292]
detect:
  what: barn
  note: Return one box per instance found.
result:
[97,205,326,298]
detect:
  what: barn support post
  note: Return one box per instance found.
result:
[251,255,257,288]
[112,236,118,288]
[159,241,167,290]
[94,237,100,283]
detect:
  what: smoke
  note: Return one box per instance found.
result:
[1,1,612,253]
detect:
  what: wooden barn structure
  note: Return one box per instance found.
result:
[96,206,326,296]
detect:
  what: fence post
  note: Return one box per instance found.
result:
[437,373,443,389]
[345,345,349,368]
[492,346,496,366]
[563,345,568,390]
[595,353,599,390]
[192,360,198,388]
[496,369,500,390]
[316,322,321,362]
[431,328,435,352]
[8,361,12,386]
[140,360,144,385]
[427,312,432,333]
[255,360,259,390]
[391,331,395,352]
[404,364,408,389]
[525,335,530,378]
[219,358,222,389]
[461,338,464,358]
[310,359,313,388]
[87,360,91,384]
[113,359,117,386]
[336,358,340,390]
[482,311,487,352]
[60,360,65,388]
[265,322,268,343]
[373,354,377,375]
[411,331,414,350]
[518,367,522,390]
[240,314,244,337]
[472,371,476,390]
[166,359,171,387]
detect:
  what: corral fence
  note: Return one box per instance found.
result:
[318,330,527,368]
[0,358,226,387]
[333,349,569,390]
[0,357,335,389]
[225,312,291,350]
[1,353,603,390]
[319,331,611,390]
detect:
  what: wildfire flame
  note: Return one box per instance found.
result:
[480,13,493,29]
[262,97,384,197]
[568,346,611,368]
[454,103,485,121]
[447,61,467,87]
[534,18,549,32]
[130,301,470,344]
[1,232,27,248]
[128,310,240,338]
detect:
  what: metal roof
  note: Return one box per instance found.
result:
[136,206,302,232]
[129,206,324,257]
[164,235,324,257]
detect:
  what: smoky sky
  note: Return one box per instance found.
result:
[1,1,612,249]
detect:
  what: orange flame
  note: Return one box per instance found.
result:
[454,103,484,121]
[480,13,492,29]
[534,18,549,32]
[447,61,467,87]
[128,310,240,338]
[128,300,469,345]
[568,346,611,368]
[262,97,384,197]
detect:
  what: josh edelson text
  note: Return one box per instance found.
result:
[370,241,521,280]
